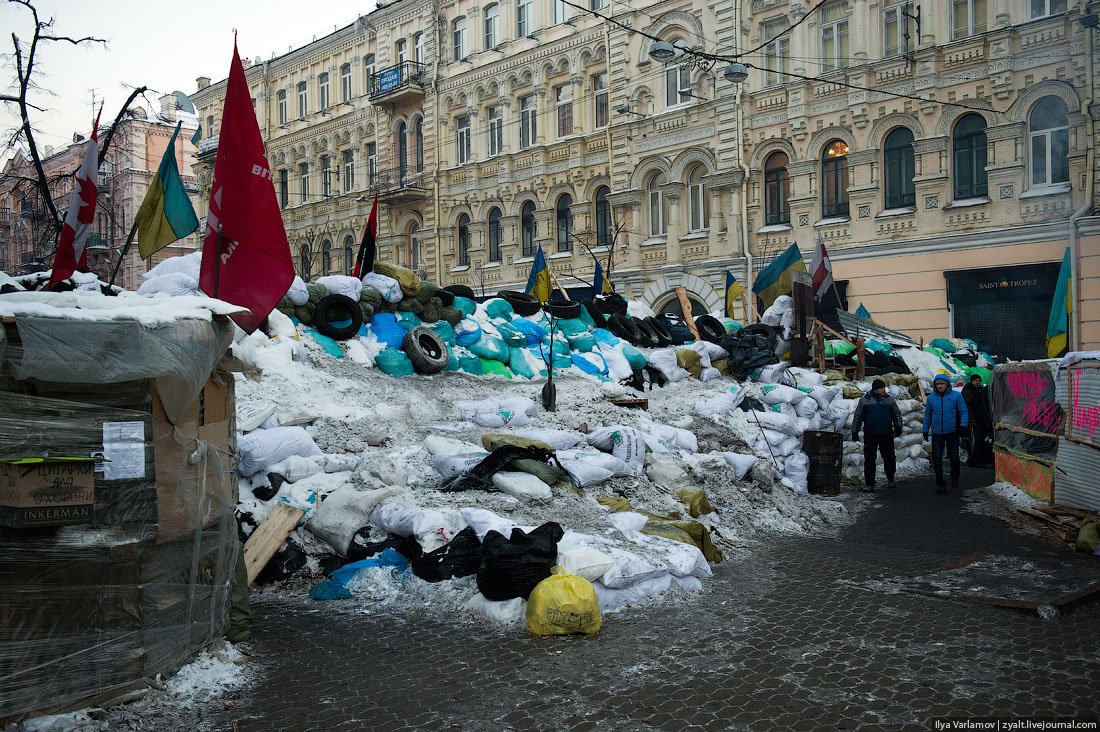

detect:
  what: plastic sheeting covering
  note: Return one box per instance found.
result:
[0,317,238,721]
[990,361,1061,460]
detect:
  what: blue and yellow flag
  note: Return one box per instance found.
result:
[592,254,613,297]
[751,243,808,309]
[1046,246,1073,357]
[725,271,742,320]
[854,302,872,320]
[525,245,552,303]
[134,122,200,258]
[190,123,202,145]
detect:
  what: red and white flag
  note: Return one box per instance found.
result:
[811,232,834,299]
[49,108,102,284]
[199,41,294,333]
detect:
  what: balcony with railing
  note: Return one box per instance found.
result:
[196,134,220,160]
[371,165,427,203]
[369,61,425,105]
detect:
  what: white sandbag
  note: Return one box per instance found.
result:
[266,454,326,482]
[905,443,926,459]
[630,532,712,579]
[895,433,923,448]
[755,434,800,458]
[323,454,359,473]
[456,396,539,419]
[238,401,276,432]
[644,453,693,491]
[694,386,746,417]
[491,471,552,502]
[598,546,668,589]
[370,504,446,537]
[843,464,863,478]
[626,299,657,320]
[607,511,649,534]
[361,272,403,303]
[749,410,801,437]
[842,453,865,467]
[424,435,484,456]
[277,409,321,426]
[431,452,489,477]
[593,573,672,612]
[721,452,758,479]
[460,507,517,540]
[789,367,826,386]
[586,426,647,471]
[137,272,199,296]
[471,410,531,428]
[315,275,363,302]
[784,450,810,494]
[305,485,405,554]
[556,449,635,486]
[688,340,729,361]
[511,428,583,450]
[673,575,704,591]
[141,250,201,280]
[556,546,615,582]
[759,384,808,406]
[237,426,323,476]
[805,385,840,410]
[761,295,792,328]
[647,349,691,382]
[757,362,791,384]
[645,425,699,454]
[594,342,631,381]
[286,275,309,306]
[699,366,721,382]
[794,397,819,418]
[842,441,862,454]
[463,593,527,625]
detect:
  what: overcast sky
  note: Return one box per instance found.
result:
[1,0,367,160]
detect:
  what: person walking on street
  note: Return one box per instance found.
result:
[962,374,993,468]
[851,378,903,492]
[923,373,969,493]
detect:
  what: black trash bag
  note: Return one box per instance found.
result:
[255,539,308,584]
[657,313,694,346]
[738,395,766,413]
[437,444,557,492]
[405,526,483,583]
[476,521,564,601]
[346,531,410,562]
[719,330,777,380]
[954,352,977,368]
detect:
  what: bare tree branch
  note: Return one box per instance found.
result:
[98,85,147,167]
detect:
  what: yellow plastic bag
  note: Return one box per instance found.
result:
[526,567,602,635]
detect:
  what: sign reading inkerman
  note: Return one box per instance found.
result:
[0,459,95,527]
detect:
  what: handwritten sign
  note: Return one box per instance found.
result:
[1005,370,1060,433]
[994,449,1053,503]
[1067,367,1100,447]
[991,363,1060,459]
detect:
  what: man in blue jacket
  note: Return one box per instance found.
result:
[923,373,969,493]
[851,378,903,492]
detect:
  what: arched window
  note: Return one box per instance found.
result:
[457,214,470,265]
[594,186,612,246]
[318,73,329,112]
[556,194,573,251]
[765,152,790,225]
[1029,96,1069,187]
[647,172,667,236]
[321,240,332,275]
[343,235,354,275]
[340,64,352,103]
[484,4,499,49]
[415,118,424,173]
[396,121,408,182]
[407,223,421,271]
[821,140,850,218]
[299,243,312,278]
[488,207,502,262]
[883,127,915,209]
[664,37,691,107]
[521,201,537,256]
[953,114,988,200]
[687,165,709,231]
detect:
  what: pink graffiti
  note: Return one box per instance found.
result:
[1070,370,1100,439]
[1021,399,1060,432]
[1006,371,1047,400]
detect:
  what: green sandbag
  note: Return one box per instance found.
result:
[666,520,723,563]
[597,496,633,512]
[395,311,422,331]
[1076,518,1099,553]
[723,319,743,331]
[469,335,509,362]
[453,296,477,316]
[275,297,296,318]
[415,282,441,305]
[375,348,414,376]
[397,298,425,315]
[929,338,956,353]
[459,353,483,374]
[923,346,948,358]
[306,283,329,306]
[294,305,313,325]
[479,357,513,379]
[865,338,895,355]
[965,366,991,385]
[359,302,375,322]
[675,487,714,518]
[567,332,597,352]
[552,354,572,369]
[556,317,588,336]
[360,287,384,308]
[551,339,571,356]
[439,305,464,326]
[430,320,457,346]
[641,520,696,547]
[485,298,515,320]
[575,305,595,329]
[443,345,461,372]
[495,322,526,347]
[420,299,442,323]
[484,437,564,485]
[621,344,647,370]
[509,346,536,378]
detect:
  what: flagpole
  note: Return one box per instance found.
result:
[214,224,223,299]
[108,220,140,288]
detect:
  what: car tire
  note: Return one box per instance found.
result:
[742,323,778,348]
[498,290,541,317]
[402,326,450,374]
[441,284,476,300]
[633,318,661,348]
[695,315,726,344]
[606,313,641,344]
[582,300,605,326]
[644,316,673,347]
[544,300,582,319]
[313,294,363,341]
[434,288,456,307]
[594,292,628,316]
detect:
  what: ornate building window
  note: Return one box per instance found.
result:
[821,140,850,218]
[594,186,611,246]
[318,73,329,112]
[277,90,287,125]
[415,118,424,172]
[453,18,466,61]
[765,152,790,225]
[488,207,502,262]
[321,240,332,275]
[520,95,537,149]
[521,201,536,256]
[484,4,498,49]
[647,172,667,236]
[820,3,849,72]
[457,214,470,265]
[340,64,351,102]
[762,19,790,86]
[456,116,471,164]
[687,165,709,232]
[952,0,987,39]
[556,195,573,251]
[1029,96,1069,187]
[953,114,988,199]
[883,127,915,209]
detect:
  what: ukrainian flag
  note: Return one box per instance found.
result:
[134,122,199,258]
[191,124,202,145]
[725,271,742,320]
[855,302,872,320]
[592,254,613,296]
[1046,246,1073,357]
[525,245,552,303]
[751,243,808,310]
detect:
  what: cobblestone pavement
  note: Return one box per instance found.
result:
[123,468,1100,732]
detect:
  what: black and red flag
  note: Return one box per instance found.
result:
[353,194,378,279]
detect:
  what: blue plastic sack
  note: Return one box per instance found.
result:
[301,327,344,358]
[443,345,461,371]
[576,305,595,329]
[430,320,457,346]
[395,311,422,331]
[509,346,536,378]
[567,332,597,352]
[453,296,477,316]
[309,548,408,601]
[454,318,483,347]
[370,313,408,349]
[495,322,526,347]
[468,335,509,362]
[621,344,647,370]
[591,328,620,346]
[375,348,415,376]
[571,351,608,375]
[510,318,546,345]
[485,298,515,320]
[556,318,588,336]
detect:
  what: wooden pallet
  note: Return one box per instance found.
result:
[1016,503,1098,544]
[243,502,306,585]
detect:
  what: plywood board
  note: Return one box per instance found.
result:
[243,502,306,585]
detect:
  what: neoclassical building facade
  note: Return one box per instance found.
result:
[189,0,1100,356]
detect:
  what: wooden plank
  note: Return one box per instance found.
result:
[674,286,700,339]
[243,502,306,586]
[1051,581,1100,612]
[609,398,648,410]
[856,337,866,382]
[815,319,856,347]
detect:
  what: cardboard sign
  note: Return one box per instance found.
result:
[994,449,1054,503]
[0,459,96,527]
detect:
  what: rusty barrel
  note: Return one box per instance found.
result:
[802,430,843,494]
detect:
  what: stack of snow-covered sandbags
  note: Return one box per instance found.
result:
[838,394,928,483]
[137,251,203,297]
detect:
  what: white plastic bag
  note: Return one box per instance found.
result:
[305,485,404,554]
[361,272,403,303]
[369,504,447,537]
[431,452,489,477]
[694,386,746,417]
[593,573,672,612]
[463,593,527,625]
[630,532,712,579]
[285,275,309,306]
[556,546,615,582]
[491,471,552,502]
[237,426,323,476]
[424,435,484,456]
[460,507,518,540]
[647,349,691,382]
[237,401,276,432]
[556,449,635,486]
[316,275,364,302]
[784,450,810,493]
[598,547,668,589]
[598,342,634,381]
[721,452,759,479]
[141,250,201,281]
[137,272,199,296]
[606,511,649,534]
[645,425,699,454]
[511,428,583,450]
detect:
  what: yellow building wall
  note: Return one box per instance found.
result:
[1078,232,1100,350]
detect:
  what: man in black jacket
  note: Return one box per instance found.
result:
[961,374,993,468]
[851,378,903,492]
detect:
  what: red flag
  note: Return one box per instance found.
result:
[199,42,293,333]
[353,194,378,278]
[49,108,102,284]
[811,233,834,299]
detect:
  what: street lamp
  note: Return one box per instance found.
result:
[615,104,646,117]
[648,41,677,62]
[723,63,748,84]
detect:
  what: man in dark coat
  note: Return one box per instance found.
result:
[851,378,903,492]
[962,374,993,468]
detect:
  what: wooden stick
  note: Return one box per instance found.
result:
[815,319,857,347]
[675,286,700,339]
[548,266,570,301]
[856,337,866,382]
[992,422,1059,440]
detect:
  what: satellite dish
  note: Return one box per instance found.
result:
[171,91,196,114]
[255,56,262,65]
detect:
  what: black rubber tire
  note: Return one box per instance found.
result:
[888,355,911,375]
[695,315,726,344]
[441,284,476,300]
[869,350,894,371]
[742,323,778,348]
[402,326,450,375]
[313,294,363,341]
[434,288,456,307]
[606,313,642,344]
[594,292,628,316]
[544,300,582,319]
[633,318,661,348]
[498,289,541,317]
[836,349,858,367]
[644,316,673,347]
[582,300,605,326]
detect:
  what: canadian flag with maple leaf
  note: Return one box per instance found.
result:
[49,108,102,284]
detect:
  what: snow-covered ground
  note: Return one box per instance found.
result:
[963,481,1042,524]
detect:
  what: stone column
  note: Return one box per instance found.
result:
[852,0,869,61]
[533,87,547,145]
